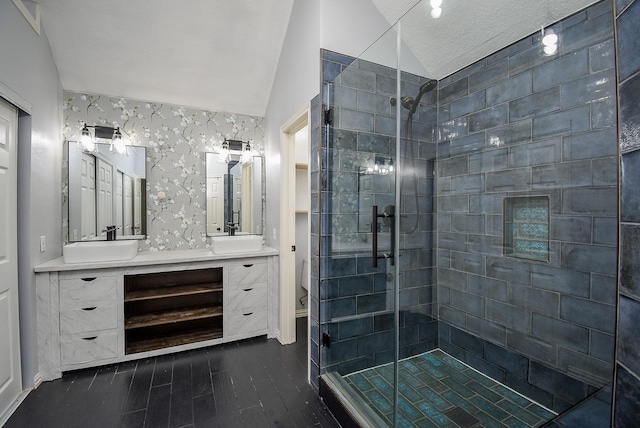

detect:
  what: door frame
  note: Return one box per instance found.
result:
[279,105,310,345]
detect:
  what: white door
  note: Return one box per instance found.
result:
[80,153,96,240]
[96,159,113,237]
[122,173,133,236]
[115,172,123,235]
[133,178,141,235]
[207,176,224,233]
[0,98,22,417]
[233,176,242,226]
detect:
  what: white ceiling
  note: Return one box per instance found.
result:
[37,0,598,117]
[38,0,295,117]
[372,0,599,79]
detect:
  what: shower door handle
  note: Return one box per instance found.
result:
[372,205,395,268]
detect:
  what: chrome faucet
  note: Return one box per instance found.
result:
[227,222,238,236]
[103,225,118,241]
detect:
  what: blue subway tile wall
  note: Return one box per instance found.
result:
[436,0,617,413]
[615,0,640,422]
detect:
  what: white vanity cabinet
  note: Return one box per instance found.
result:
[224,261,269,338]
[35,249,278,381]
[58,274,120,366]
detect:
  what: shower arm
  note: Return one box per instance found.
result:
[372,205,395,268]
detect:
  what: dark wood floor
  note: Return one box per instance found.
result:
[7,318,339,428]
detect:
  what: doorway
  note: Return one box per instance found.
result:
[279,106,310,346]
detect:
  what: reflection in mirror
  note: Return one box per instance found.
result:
[205,152,262,236]
[67,142,146,241]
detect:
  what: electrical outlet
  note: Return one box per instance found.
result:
[272,228,277,241]
[40,235,46,252]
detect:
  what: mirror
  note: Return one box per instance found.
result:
[67,141,146,241]
[205,152,263,235]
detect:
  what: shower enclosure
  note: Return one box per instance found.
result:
[312,1,617,427]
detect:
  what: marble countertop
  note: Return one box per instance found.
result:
[34,247,279,273]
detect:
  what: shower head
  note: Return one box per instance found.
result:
[419,79,437,94]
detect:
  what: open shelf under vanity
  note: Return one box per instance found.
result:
[124,267,223,354]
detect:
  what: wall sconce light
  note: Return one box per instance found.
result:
[79,124,95,152]
[218,140,230,163]
[241,142,253,165]
[541,27,558,55]
[110,128,126,154]
[78,123,128,154]
[215,139,254,164]
[364,156,395,175]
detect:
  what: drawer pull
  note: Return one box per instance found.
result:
[243,312,254,316]
[242,288,253,292]
[81,277,97,282]
[82,336,98,341]
[242,264,254,268]
[81,307,98,311]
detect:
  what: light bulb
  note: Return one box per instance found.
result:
[110,128,126,154]
[431,7,442,18]
[542,32,557,47]
[241,143,252,164]
[219,141,230,163]
[79,124,95,151]
[543,44,558,55]
[430,0,442,7]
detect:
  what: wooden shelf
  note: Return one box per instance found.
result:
[125,306,223,330]
[125,283,222,302]
[124,267,224,355]
[126,328,223,354]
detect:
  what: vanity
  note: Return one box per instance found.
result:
[35,247,279,381]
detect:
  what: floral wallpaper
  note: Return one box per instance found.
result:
[63,91,265,251]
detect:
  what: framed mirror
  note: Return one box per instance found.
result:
[205,152,263,236]
[66,141,147,241]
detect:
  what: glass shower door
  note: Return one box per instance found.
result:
[317,28,402,426]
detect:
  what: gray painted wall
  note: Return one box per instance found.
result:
[0,2,63,388]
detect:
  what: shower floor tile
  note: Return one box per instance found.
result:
[344,349,556,428]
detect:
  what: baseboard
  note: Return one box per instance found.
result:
[0,389,30,427]
[296,309,308,318]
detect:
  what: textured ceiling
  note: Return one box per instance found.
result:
[38,0,599,117]
[372,0,599,79]
[38,0,294,117]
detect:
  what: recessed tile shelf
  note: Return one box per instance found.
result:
[504,196,549,262]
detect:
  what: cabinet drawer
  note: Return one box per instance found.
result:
[60,332,118,366]
[227,286,267,312]
[59,306,118,335]
[227,310,267,337]
[59,276,118,310]
[227,262,267,288]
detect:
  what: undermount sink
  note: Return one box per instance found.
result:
[211,235,263,254]
[63,240,139,263]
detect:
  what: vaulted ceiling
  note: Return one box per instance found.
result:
[37,0,597,117]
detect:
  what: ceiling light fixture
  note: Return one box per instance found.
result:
[541,27,558,55]
[430,0,442,18]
